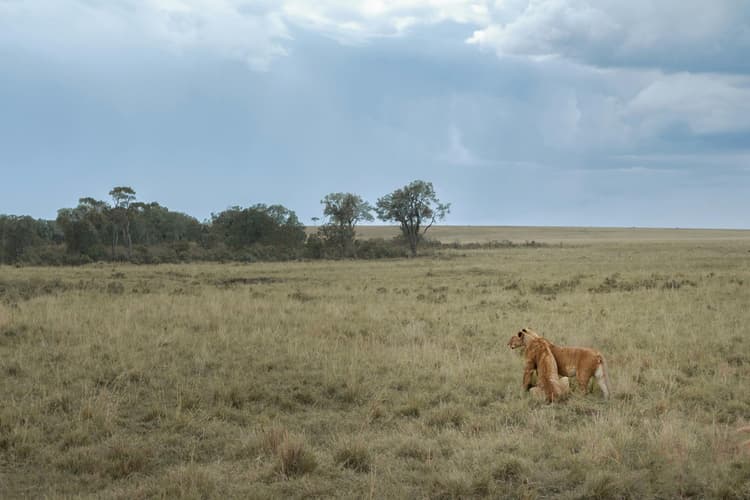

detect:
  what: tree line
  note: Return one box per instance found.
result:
[0,180,449,265]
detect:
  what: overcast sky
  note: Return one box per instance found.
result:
[1,0,749,228]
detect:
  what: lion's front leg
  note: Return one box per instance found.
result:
[529,387,546,401]
[522,360,536,391]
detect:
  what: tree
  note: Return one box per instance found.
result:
[209,204,306,252]
[375,180,450,257]
[109,186,136,260]
[130,202,202,245]
[0,215,42,264]
[56,198,109,258]
[319,192,374,257]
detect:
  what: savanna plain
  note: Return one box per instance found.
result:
[2,227,750,499]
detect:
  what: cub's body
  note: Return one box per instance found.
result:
[510,328,610,399]
[521,336,570,403]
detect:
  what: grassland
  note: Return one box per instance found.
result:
[2,227,750,498]
[352,225,750,244]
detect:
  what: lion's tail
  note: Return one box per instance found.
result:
[596,354,611,400]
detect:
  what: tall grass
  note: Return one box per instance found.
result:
[1,238,749,497]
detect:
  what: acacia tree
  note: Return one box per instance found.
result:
[109,186,136,260]
[375,180,450,257]
[319,192,374,257]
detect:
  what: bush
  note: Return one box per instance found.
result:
[427,405,466,429]
[355,238,408,259]
[334,439,371,473]
[15,244,93,266]
[261,426,317,479]
[276,435,317,478]
[156,465,223,499]
[304,233,325,259]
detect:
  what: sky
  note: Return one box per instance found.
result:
[1,0,749,228]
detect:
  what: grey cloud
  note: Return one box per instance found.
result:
[467,1,750,148]
[281,0,490,43]
[470,0,750,74]
[624,73,750,136]
[1,4,748,228]
[0,0,291,71]
[0,1,490,69]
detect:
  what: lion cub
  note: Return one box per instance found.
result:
[509,330,570,403]
[509,327,610,399]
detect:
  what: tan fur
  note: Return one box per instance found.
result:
[515,334,569,403]
[509,327,611,399]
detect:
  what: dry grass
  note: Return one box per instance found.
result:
[348,224,750,244]
[2,229,750,498]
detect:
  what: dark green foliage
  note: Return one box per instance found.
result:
[1,182,450,264]
[318,192,374,258]
[305,235,407,260]
[130,202,203,246]
[0,215,59,264]
[109,186,137,259]
[209,204,305,251]
[354,237,409,259]
[56,198,110,258]
[375,180,450,256]
[24,190,306,264]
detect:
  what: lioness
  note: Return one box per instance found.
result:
[515,334,570,403]
[509,327,610,399]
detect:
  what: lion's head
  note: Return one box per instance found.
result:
[508,327,541,350]
[508,333,525,349]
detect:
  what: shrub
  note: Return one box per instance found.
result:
[261,426,317,479]
[491,456,528,483]
[427,405,466,429]
[355,238,408,259]
[396,438,432,462]
[276,435,317,478]
[156,465,222,499]
[334,439,371,473]
[103,440,154,479]
[429,471,473,500]
[395,401,421,418]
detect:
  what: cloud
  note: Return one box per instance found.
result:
[282,0,490,43]
[0,1,493,69]
[143,0,291,70]
[0,0,290,70]
[625,73,750,136]
[1,2,748,228]
[612,153,750,175]
[468,0,750,73]
[439,124,481,166]
[3,0,749,76]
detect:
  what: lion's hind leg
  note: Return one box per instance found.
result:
[554,376,570,401]
[595,362,610,399]
[576,371,593,394]
[560,376,570,392]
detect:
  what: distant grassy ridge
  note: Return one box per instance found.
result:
[314,225,750,244]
